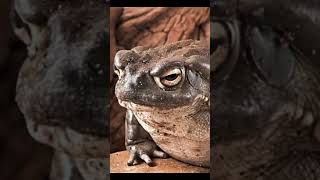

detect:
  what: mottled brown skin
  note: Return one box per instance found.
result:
[114,40,210,167]
[212,1,320,179]
[110,7,210,152]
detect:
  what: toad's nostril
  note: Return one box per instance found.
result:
[114,50,140,70]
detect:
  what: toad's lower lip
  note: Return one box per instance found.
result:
[118,100,156,111]
[117,93,209,111]
[118,99,191,112]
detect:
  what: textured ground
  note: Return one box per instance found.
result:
[110,151,210,173]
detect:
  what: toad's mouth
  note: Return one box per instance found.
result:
[117,93,209,112]
[118,100,170,112]
[118,99,191,112]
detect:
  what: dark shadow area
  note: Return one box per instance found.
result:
[0,1,53,180]
[0,0,109,179]
[211,0,320,179]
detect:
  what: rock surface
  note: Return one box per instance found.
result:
[110,151,210,173]
[117,7,210,49]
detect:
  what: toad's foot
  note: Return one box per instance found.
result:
[127,140,168,166]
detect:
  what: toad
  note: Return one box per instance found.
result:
[114,40,210,167]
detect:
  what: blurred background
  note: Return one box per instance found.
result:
[0,1,53,179]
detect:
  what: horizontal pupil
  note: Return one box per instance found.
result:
[163,74,178,81]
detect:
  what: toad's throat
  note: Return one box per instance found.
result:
[118,99,210,140]
[130,103,210,167]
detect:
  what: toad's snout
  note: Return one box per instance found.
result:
[114,50,151,95]
[114,50,140,71]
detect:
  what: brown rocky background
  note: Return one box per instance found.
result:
[110,7,210,152]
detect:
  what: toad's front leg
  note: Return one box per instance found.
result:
[125,110,168,166]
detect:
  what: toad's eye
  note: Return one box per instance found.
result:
[164,73,179,81]
[154,68,185,89]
